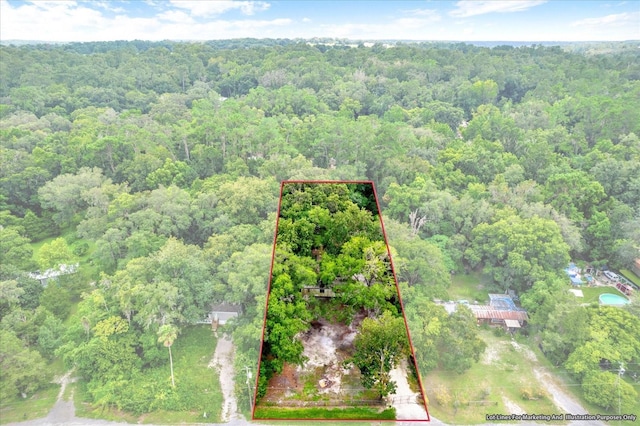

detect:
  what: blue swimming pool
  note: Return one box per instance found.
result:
[599,293,630,305]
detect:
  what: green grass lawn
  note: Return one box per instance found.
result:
[423,323,640,425]
[0,383,60,424]
[254,406,396,420]
[423,329,562,425]
[30,227,100,305]
[47,357,67,378]
[30,227,76,256]
[30,227,96,269]
[448,272,491,302]
[577,285,628,304]
[135,326,223,423]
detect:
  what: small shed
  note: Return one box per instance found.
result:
[301,286,336,298]
[195,303,242,326]
[504,319,521,331]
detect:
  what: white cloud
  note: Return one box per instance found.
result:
[449,0,546,18]
[2,1,106,40]
[1,0,636,43]
[169,1,270,17]
[90,1,126,14]
[571,11,640,27]
[0,0,289,42]
[210,18,291,30]
[318,7,441,39]
[403,8,441,19]
[25,0,78,11]
[568,11,640,40]
[394,17,440,29]
[157,10,195,24]
[319,18,445,40]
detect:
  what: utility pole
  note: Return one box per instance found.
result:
[618,362,625,426]
[244,365,253,410]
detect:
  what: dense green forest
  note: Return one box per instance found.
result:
[257,182,410,413]
[1,40,639,420]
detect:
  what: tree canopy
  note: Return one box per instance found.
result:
[1,39,639,416]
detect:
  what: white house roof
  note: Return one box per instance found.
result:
[29,263,79,280]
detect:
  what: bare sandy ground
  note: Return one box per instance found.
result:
[501,395,526,415]
[208,334,240,422]
[297,319,357,396]
[389,358,429,421]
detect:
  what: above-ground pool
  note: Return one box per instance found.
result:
[599,293,630,305]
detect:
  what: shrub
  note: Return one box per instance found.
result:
[520,386,547,400]
[72,241,90,256]
[434,385,451,406]
[479,381,491,398]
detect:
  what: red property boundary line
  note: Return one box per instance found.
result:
[252,180,431,422]
[251,180,285,420]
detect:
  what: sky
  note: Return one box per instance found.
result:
[1,0,639,43]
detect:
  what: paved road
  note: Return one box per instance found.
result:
[6,339,607,426]
[5,400,255,426]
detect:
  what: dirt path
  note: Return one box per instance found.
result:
[510,341,607,426]
[532,367,606,426]
[389,358,429,421]
[208,334,240,422]
[501,395,526,415]
[53,370,74,401]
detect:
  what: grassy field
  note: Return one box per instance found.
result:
[448,272,491,302]
[0,384,60,424]
[254,406,396,420]
[30,227,97,275]
[74,326,223,424]
[423,329,562,425]
[578,285,628,304]
[428,273,640,424]
[620,269,640,287]
[141,326,223,423]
